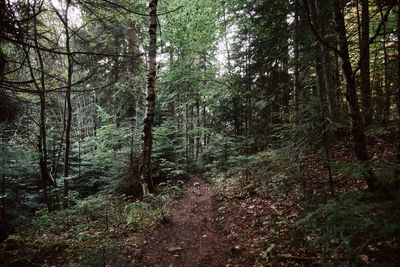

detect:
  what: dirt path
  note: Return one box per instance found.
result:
[137,176,234,267]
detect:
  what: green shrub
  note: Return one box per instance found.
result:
[123,199,165,229]
[292,191,400,264]
[63,242,134,267]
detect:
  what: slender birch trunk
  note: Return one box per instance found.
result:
[139,0,158,195]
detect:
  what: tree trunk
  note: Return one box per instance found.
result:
[52,98,65,184]
[190,104,194,161]
[334,50,341,110]
[93,92,97,139]
[333,2,378,191]
[38,92,50,207]
[316,0,336,119]
[203,105,207,146]
[1,137,5,219]
[293,0,300,113]
[78,132,81,180]
[32,14,52,208]
[378,4,391,126]
[63,2,73,208]
[138,0,158,195]
[195,97,200,161]
[309,0,334,192]
[396,3,400,190]
[308,0,327,107]
[185,102,189,165]
[360,0,372,126]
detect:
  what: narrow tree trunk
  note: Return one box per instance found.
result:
[63,2,73,208]
[138,0,158,195]
[222,5,240,134]
[33,14,52,208]
[190,104,194,161]
[23,20,51,208]
[78,133,81,179]
[203,105,207,146]
[333,2,378,191]
[360,0,372,126]
[185,103,189,165]
[2,169,4,219]
[38,92,50,208]
[293,0,300,113]
[378,4,391,126]
[396,4,400,190]
[309,0,334,192]
[195,98,200,161]
[308,0,327,106]
[316,0,336,119]
[1,137,5,219]
[93,92,97,138]
[334,50,341,109]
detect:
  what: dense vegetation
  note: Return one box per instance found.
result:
[0,0,399,265]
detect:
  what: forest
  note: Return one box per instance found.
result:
[0,0,400,266]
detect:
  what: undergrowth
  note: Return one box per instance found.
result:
[0,180,186,266]
[292,191,400,265]
[206,134,400,266]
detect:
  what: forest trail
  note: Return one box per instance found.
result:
[136,176,233,267]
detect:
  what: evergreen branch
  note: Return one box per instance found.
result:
[1,34,144,58]
[302,0,340,55]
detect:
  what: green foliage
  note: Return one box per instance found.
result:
[153,120,183,161]
[158,179,186,198]
[63,242,134,267]
[227,151,271,180]
[15,192,166,240]
[1,0,399,265]
[36,237,70,255]
[202,133,240,170]
[152,119,188,182]
[292,192,400,264]
[123,198,165,229]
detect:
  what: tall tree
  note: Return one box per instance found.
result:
[360,0,372,126]
[293,0,300,113]
[139,0,158,195]
[332,1,377,191]
[52,1,74,207]
[396,3,400,188]
[26,3,54,208]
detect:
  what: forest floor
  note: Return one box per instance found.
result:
[135,176,238,267]
[1,176,242,267]
[1,129,399,266]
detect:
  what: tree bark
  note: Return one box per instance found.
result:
[1,137,5,219]
[360,0,372,126]
[195,97,200,161]
[293,0,300,113]
[63,2,73,208]
[333,2,378,191]
[316,0,335,119]
[32,13,53,208]
[396,3,400,190]
[308,0,334,192]
[378,4,391,126]
[139,0,158,195]
[308,0,327,106]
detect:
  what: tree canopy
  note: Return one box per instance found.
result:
[1,0,400,265]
